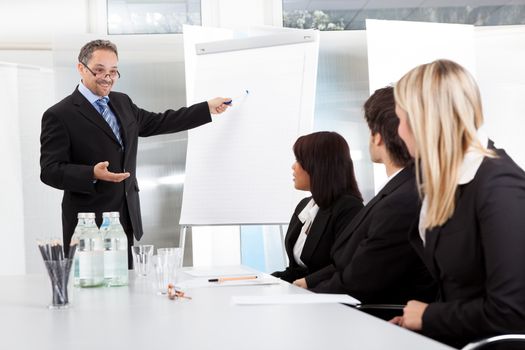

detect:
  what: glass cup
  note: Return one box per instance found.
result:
[131,245,154,277]
[44,259,73,309]
[154,248,182,294]
[157,247,182,260]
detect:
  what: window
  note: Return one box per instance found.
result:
[107,0,201,34]
[283,1,525,30]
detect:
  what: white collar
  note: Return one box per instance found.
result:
[298,198,319,224]
[458,126,489,185]
[376,167,404,193]
[78,80,106,104]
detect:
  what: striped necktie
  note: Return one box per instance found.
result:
[95,97,123,147]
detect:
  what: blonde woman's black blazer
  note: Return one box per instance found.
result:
[411,144,525,348]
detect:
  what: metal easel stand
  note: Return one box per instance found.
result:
[279,224,288,267]
[179,225,188,266]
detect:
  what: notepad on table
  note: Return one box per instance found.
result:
[231,293,360,306]
[184,266,257,278]
[177,277,281,289]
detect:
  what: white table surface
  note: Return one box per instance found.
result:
[0,267,454,350]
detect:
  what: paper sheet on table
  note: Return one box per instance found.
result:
[184,266,257,277]
[232,293,360,306]
[177,277,281,289]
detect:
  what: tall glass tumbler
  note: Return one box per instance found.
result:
[154,248,182,294]
[131,245,154,277]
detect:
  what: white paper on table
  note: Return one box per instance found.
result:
[177,277,281,289]
[184,266,257,277]
[231,293,360,306]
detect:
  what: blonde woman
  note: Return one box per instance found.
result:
[392,59,525,348]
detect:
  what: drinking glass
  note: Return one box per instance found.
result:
[154,248,182,294]
[131,245,154,277]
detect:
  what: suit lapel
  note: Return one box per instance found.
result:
[336,190,382,245]
[284,198,311,258]
[284,216,302,255]
[420,183,466,279]
[333,165,415,251]
[408,219,425,261]
[73,88,120,146]
[421,226,442,279]
[300,208,331,263]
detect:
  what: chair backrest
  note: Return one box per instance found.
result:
[462,334,525,350]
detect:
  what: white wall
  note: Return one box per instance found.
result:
[0,63,59,275]
[476,25,525,170]
[18,66,60,274]
[0,64,26,275]
[0,0,106,275]
[0,0,90,49]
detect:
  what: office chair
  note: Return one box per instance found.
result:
[461,334,525,350]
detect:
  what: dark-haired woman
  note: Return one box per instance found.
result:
[271,131,364,287]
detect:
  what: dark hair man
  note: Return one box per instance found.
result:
[295,87,436,313]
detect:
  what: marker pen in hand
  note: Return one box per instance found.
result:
[224,90,249,105]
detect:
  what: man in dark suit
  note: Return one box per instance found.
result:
[40,39,230,262]
[301,87,435,309]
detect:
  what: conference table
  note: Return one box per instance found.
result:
[0,266,454,350]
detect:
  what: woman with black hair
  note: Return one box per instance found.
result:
[272,131,364,286]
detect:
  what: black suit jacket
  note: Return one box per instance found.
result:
[413,145,525,348]
[311,165,436,305]
[272,194,363,283]
[40,87,211,247]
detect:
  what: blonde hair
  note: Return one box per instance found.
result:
[394,59,493,229]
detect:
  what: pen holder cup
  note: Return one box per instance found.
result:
[44,259,73,309]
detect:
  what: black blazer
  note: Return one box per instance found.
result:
[412,145,525,348]
[311,165,436,305]
[272,194,363,283]
[40,87,211,247]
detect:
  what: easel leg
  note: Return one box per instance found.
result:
[279,225,287,267]
[179,226,187,267]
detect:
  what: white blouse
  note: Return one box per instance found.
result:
[293,199,319,268]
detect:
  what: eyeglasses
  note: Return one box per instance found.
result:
[80,61,121,80]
